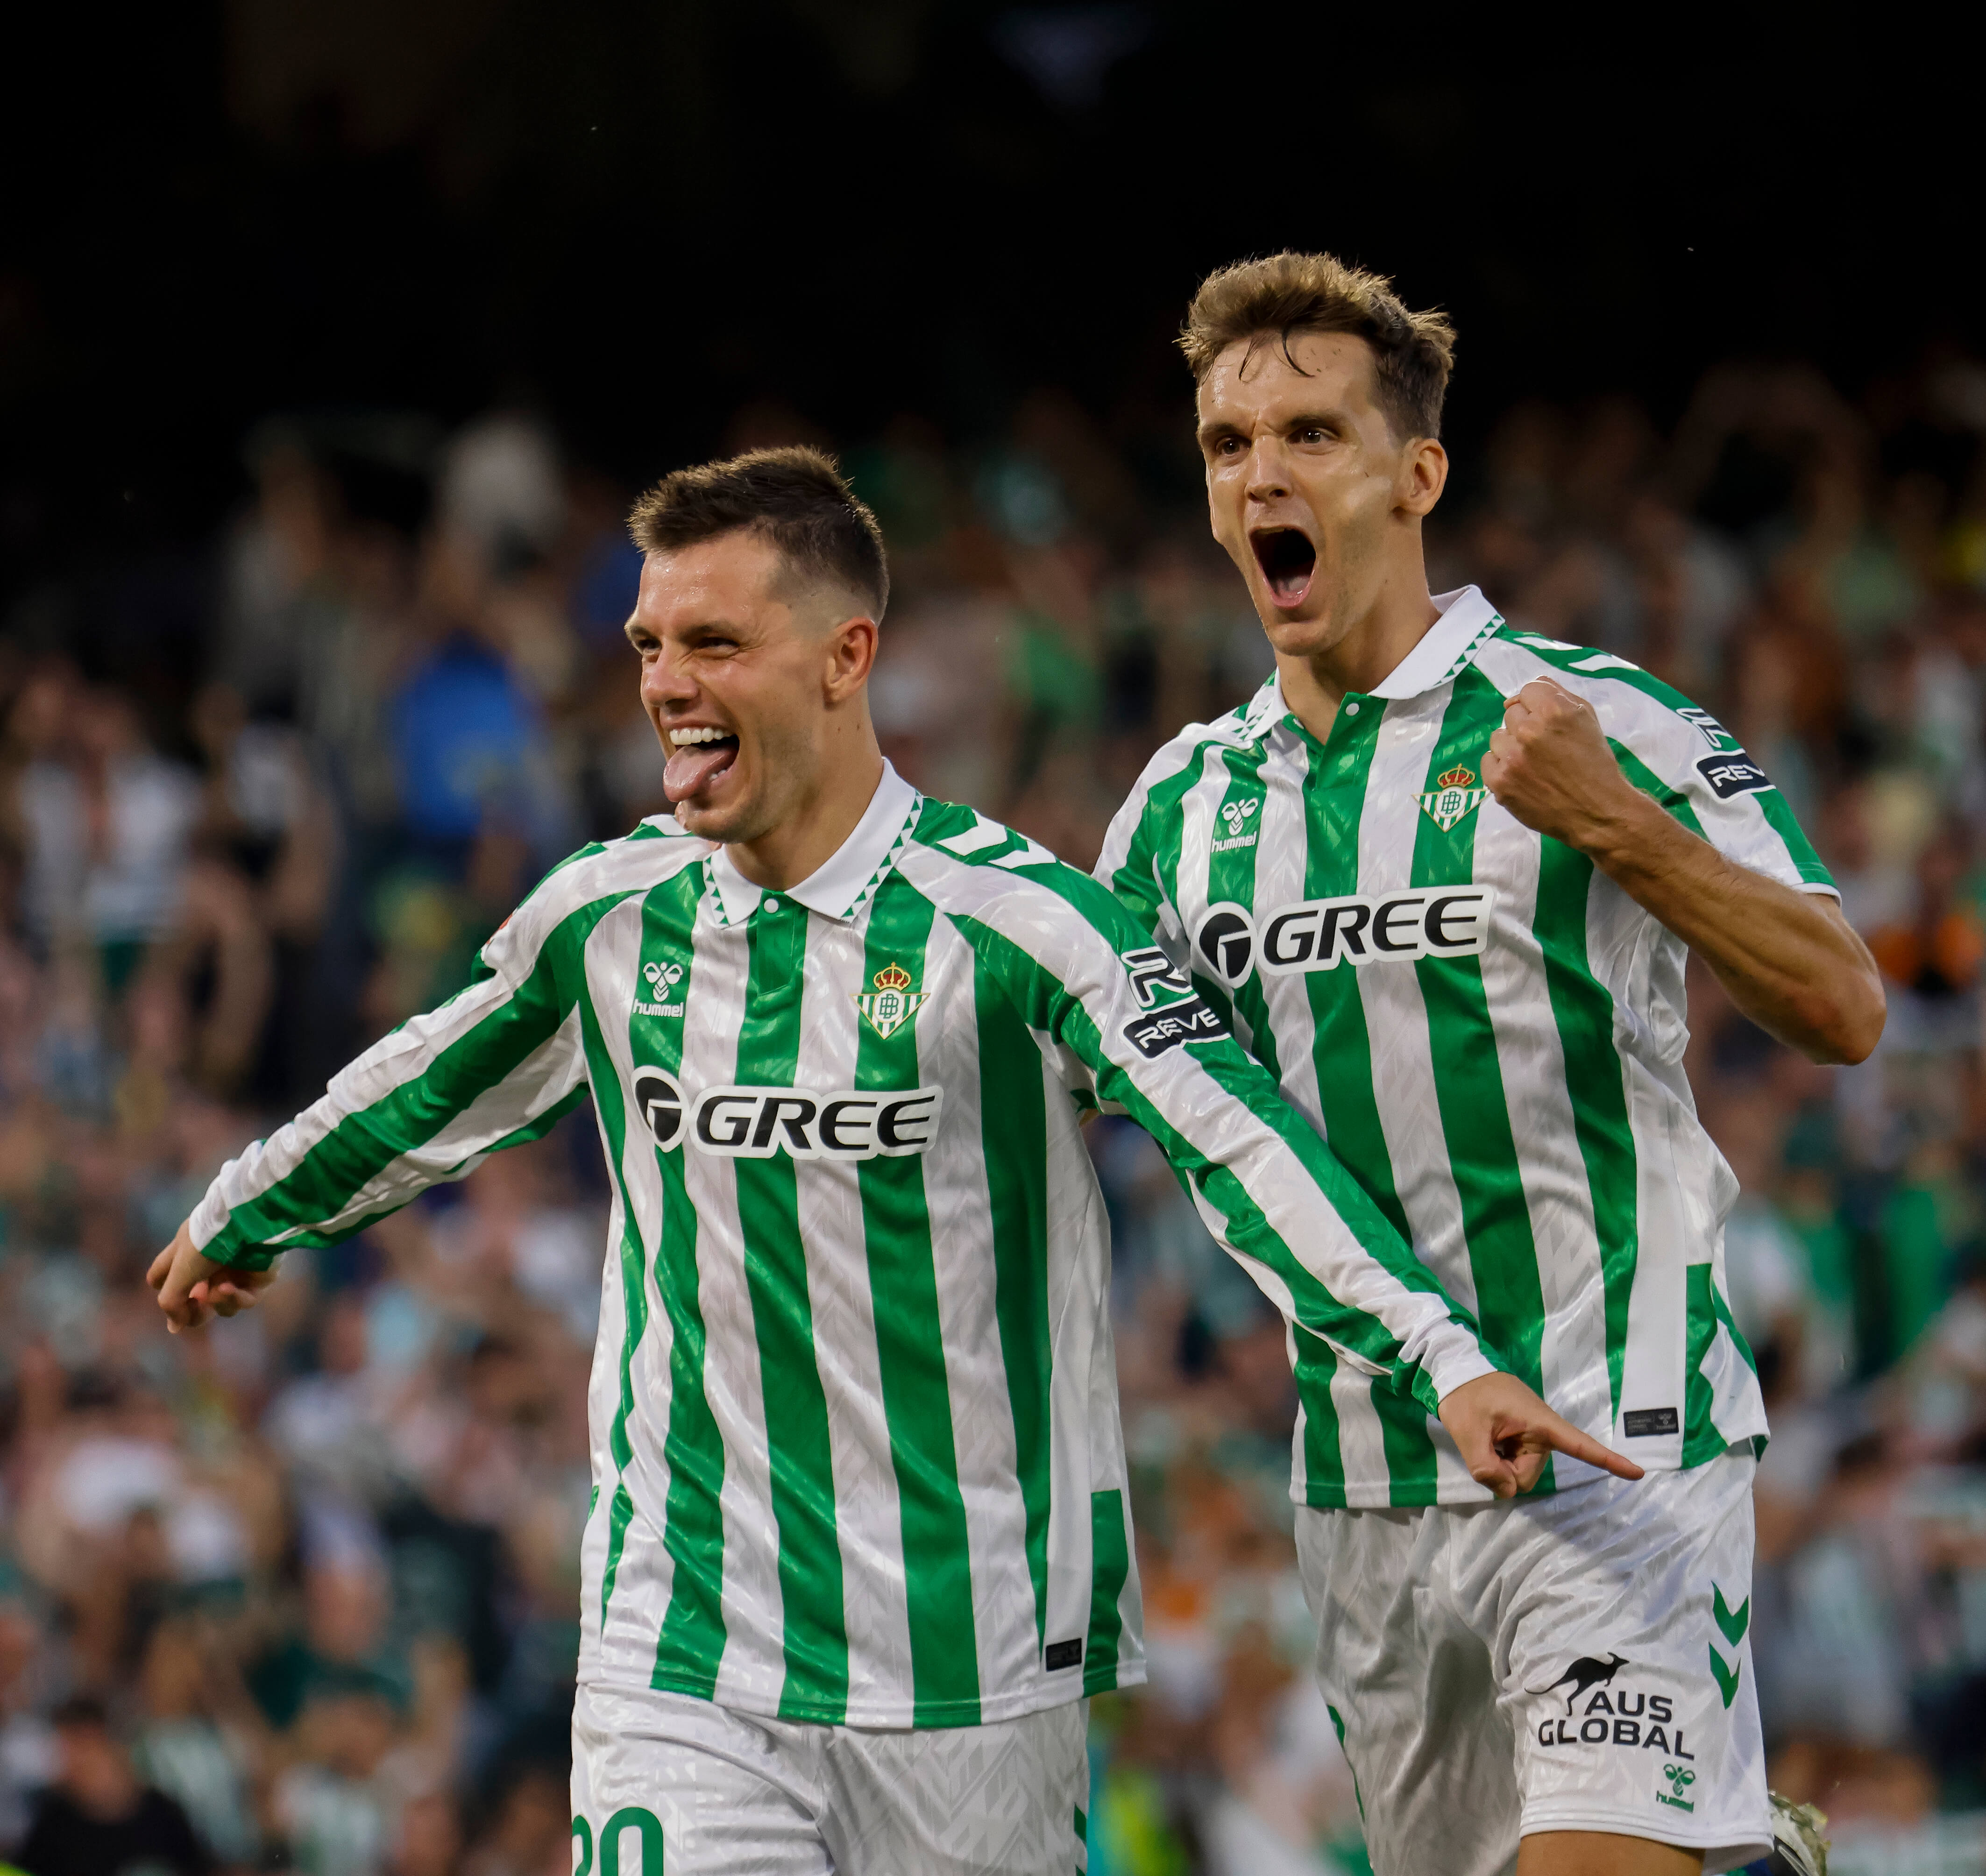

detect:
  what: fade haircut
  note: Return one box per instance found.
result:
[628,445,889,619]
[1180,252,1456,442]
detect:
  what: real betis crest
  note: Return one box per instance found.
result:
[855,962,928,1040]
[1417,762,1490,833]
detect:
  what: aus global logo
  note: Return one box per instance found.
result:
[1527,1653,1696,1785]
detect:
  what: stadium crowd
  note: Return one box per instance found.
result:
[2,351,1986,1874]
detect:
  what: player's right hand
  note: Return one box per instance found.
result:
[1437,1371,1645,1498]
[148,1219,275,1334]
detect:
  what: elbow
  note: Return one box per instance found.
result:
[1801,969,1887,1067]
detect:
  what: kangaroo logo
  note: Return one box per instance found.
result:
[1529,1653,1629,1714]
[1219,799,1259,837]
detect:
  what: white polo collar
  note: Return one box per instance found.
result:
[707,760,920,927]
[1245,584,1504,736]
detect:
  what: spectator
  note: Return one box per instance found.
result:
[14,1696,209,1876]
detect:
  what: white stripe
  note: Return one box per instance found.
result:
[586,900,682,1677]
[682,902,787,1713]
[791,909,915,1721]
[915,911,1042,1706]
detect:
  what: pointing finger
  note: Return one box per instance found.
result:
[1549,1419,1645,1481]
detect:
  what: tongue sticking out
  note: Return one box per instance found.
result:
[664,739,738,803]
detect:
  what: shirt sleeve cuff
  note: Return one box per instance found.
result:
[1425,1338,1501,1405]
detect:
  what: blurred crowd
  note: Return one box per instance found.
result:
[2,349,1986,1874]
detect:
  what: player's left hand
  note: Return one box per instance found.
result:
[1481,678,1647,854]
[1437,1371,1645,1498]
[148,1219,276,1334]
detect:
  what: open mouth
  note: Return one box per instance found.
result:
[1251,527,1318,608]
[663,725,740,804]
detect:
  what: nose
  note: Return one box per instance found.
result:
[639,638,698,716]
[1242,435,1291,504]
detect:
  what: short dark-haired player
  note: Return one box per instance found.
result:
[1097,254,1881,1876]
[150,447,1625,1874]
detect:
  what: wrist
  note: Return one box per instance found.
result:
[1565,783,1668,873]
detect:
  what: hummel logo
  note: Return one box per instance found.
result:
[1219,799,1258,836]
[635,959,685,1018]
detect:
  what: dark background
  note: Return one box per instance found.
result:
[5,2,1977,588]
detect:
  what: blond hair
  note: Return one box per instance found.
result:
[1180,251,1456,440]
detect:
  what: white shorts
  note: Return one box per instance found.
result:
[570,1682,1089,1876]
[1296,1447,1769,1876]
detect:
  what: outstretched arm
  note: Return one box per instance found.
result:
[1483,677,1885,1065]
[147,883,597,1331]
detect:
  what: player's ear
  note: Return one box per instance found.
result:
[823,614,878,701]
[1399,436,1448,517]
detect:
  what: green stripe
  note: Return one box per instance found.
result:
[1610,741,1707,838]
[977,948,1052,1648]
[1412,669,1552,1490]
[640,873,728,1696]
[1209,745,1280,1082]
[1102,744,1206,940]
[567,900,662,1628]
[1293,1327,1345,1501]
[1532,840,1639,1420]
[857,876,980,1723]
[1300,712,1410,1235]
[1682,1263,1724,1465]
[1082,1489,1129,1694]
[734,906,849,1721]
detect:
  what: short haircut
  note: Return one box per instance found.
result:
[628,446,889,619]
[1180,251,1456,441]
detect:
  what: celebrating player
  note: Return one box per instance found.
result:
[148,448,1624,1876]
[1096,253,1883,1876]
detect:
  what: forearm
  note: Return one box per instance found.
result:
[1577,790,1885,1063]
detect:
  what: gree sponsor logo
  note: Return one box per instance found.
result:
[628,1075,942,1160]
[1191,889,1496,987]
[691,1085,943,1160]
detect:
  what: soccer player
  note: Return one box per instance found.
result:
[148,450,1625,1876]
[1096,253,1883,1876]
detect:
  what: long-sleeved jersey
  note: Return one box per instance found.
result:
[191,764,1495,1728]
[1097,587,1836,1509]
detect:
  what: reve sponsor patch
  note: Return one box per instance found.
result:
[1123,998,1228,1057]
[1696,751,1771,798]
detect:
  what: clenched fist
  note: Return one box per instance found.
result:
[1480,677,1649,855]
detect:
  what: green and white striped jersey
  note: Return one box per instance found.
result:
[1098,586,1837,1511]
[191,765,1496,1729]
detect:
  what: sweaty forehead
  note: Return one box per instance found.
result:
[1199,330,1381,417]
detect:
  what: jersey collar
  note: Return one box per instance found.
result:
[708,759,921,926]
[1247,584,1504,735]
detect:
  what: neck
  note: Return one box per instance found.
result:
[1274,562,1439,741]
[724,727,885,892]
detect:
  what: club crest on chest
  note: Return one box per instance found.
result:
[855,962,928,1040]
[1417,762,1490,833]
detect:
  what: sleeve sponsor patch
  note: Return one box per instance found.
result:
[1696,751,1772,798]
[1123,997,1228,1058]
